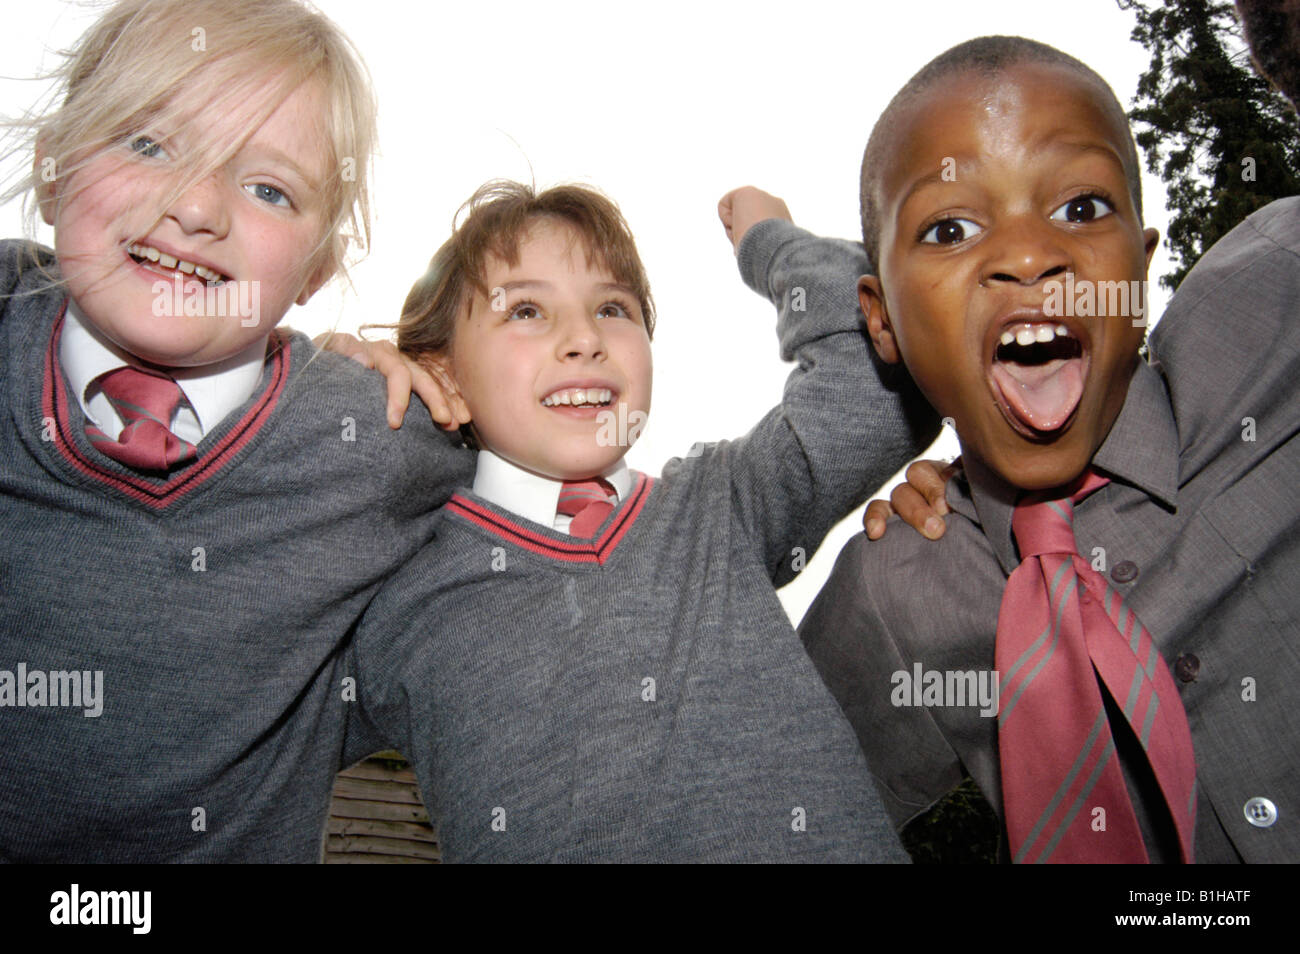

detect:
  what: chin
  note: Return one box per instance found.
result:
[992,440,1095,492]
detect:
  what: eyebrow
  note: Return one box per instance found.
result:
[243,145,322,193]
[898,169,950,212]
[497,280,637,297]
[1051,140,1127,167]
[897,139,1128,211]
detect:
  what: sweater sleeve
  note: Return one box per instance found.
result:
[719,219,939,585]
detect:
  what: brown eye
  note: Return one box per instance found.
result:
[507,302,542,321]
[921,218,982,244]
[1051,195,1114,223]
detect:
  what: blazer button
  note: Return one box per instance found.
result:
[1174,654,1200,683]
[1111,560,1139,583]
[1244,797,1277,828]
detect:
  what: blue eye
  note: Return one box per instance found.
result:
[128,136,168,160]
[1051,194,1114,223]
[246,183,291,208]
[920,218,983,244]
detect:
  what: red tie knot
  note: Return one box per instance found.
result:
[558,478,617,539]
[1012,470,1110,559]
[86,366,196,472]
[96,366,186,422]
[557,478,616,517]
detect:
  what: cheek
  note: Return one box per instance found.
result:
[460,338,530,410]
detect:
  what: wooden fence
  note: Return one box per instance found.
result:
[323,751,440,863]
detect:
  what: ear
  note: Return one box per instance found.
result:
[34,137,57,226]
[1142,227,1160,270]
[423,351,471,425]
[858,274,900,364]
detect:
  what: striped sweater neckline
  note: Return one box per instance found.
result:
[446,472,654,565]
[41,307,289,510]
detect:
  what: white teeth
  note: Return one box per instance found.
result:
[998,322,1077,353]
[127,243,225,282]
[542,387,614,407]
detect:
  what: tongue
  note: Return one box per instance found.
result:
[991,357,1084,433]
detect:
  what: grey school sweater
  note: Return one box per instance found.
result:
[0,241,474,862]
[352,220,938,862]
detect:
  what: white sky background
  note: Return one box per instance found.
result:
[0,0,1174,623]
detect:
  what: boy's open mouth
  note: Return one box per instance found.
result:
[541,386,615,409]
[989,319,1088,440]
[126,242,229,285]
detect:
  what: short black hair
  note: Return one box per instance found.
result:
[859,36,1144,267]
[1236,0,1300,109]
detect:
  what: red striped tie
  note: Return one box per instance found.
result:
[84,366,198,472]
[558,478,616,538]
[996,470,1196,863]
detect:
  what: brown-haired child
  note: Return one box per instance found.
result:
[345,179,938,861]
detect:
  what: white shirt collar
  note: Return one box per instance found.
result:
[472,449,632,531]
[59,298,269,440]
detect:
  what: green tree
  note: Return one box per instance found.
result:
[1118,0,1300,290]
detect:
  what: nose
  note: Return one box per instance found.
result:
[979,215,1071,287]
[167,173,230,237]
[555,310,605,361]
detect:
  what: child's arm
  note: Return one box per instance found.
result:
[708,188,940,584]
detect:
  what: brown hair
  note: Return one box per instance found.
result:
[393,180,656,361]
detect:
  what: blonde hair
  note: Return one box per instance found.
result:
[5,0,376,283]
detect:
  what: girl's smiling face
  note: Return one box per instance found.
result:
[442,218,654,482]
[861,62,1159,491]
[45,76,334,367]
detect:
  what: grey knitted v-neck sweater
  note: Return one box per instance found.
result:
[0,242,474,861]
[352,221,937,861]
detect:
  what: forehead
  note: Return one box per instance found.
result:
[880,62,1131,206]
[483,218,616,279]
[247,79,332,177]
[209,73,330,164]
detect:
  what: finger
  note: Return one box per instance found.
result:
[421,363,461,429]
[906,459,953,515]
[891,483,946,540]
[406,363,455,428]
[935,461,960,512]
[717,200,734,244]
[368,348,412,428]
[313,332,369,367]
[863,498,894,540]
